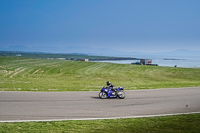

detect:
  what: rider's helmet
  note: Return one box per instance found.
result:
[106,81,111,86]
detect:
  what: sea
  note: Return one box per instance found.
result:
[92,55,200,68]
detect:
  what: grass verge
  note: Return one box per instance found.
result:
[0,113,200,133]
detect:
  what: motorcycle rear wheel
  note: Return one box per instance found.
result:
[99,92,107,99]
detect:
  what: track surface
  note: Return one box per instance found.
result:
[0,87,200,122]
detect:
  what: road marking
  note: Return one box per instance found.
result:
[0,112,199,123]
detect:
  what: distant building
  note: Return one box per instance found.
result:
[140,59,152,65]
[132,59,158,66]
[16,54,22,57]
[80,59,89,61]
[57,58,66,60]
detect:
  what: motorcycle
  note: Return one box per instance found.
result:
[99,86,125,99]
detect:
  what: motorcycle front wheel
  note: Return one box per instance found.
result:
[117,91,125,99]
[99,92,107,99]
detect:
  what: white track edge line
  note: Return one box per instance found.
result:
[0,112,200,123]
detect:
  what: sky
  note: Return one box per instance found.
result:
[0,0,200,53]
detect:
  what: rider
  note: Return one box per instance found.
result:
[106,81,116,92]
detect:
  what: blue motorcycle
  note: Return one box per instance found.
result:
[99,86,125,99]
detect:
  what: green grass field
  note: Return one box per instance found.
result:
[0,113,200,133]
[0,56,200,132]
[0,56,200,91]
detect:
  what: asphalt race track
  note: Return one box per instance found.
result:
[0,87,200,122]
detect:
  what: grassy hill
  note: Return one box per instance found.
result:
[0,56,200,91]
